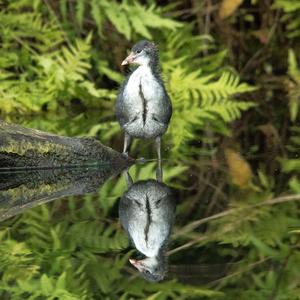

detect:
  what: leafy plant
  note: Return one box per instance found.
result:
[286,49,300,121]
[62,0,181,40]
[274,0,300,38]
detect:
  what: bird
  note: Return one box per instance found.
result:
[119,171,175,282]
[116,40,172,165]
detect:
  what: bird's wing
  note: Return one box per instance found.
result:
[119,195,131,234]
[116,66,139,127]
[119,195,139,247]
[157,87,172,125]
[165,193,176,235]
[164,92,173,124]
[115,75,132,126]
[158,190,176,249]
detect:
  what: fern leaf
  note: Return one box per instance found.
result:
[287,49,300,121]
[91,0,104,36]
[274,0,300,38]
[76,0,86,29]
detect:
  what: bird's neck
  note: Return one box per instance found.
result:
[148,245,166,259]
[136,64,151,73]
[155,250,167,265]
[136,62,159,77]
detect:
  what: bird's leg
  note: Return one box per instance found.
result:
[123,133,132,156]
[156,161,163,182]
[155,136,163,182]
[124,170,133,188]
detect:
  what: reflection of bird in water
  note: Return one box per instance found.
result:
[119,169,175,282]
[116,40,172,168]
[167,262,240,285]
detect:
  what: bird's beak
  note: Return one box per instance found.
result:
[129,258,144,272]
[121,52,136,66]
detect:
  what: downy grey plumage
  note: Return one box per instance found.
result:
[116,40,172,162]
[119,171,175,282]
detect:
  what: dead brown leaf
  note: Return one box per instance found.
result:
[258,124,281,147]
[224,148,252,188]
[219,0,243,20]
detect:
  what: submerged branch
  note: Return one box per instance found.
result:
[173,194,300,241]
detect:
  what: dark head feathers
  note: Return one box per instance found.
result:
[132,40,158,54]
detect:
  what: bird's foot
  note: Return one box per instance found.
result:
[136,157,146,164]
[121,152,129,159]
[156,167,162,182]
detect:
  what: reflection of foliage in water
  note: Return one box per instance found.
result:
[0,0,300,299]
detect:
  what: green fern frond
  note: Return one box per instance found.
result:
[288,49,300,82]
[167,65,255,155]
[125,2,181,39]
[75,0,85,29]
[104,1,132,40]
[199,72,256,102]
[37,35,92,89]
[211,199,298,253]
[9,273,84,300]
[18,205,53,250]
[274,0,300,38]
[281,127,300,176]
[0,236,39,282]
[71,0,181,40]
[66,219,128,252]
[0,10,63,51]
[201,100,256,122]
[286,49,300,121]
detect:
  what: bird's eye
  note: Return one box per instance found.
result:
[136,49,142,54]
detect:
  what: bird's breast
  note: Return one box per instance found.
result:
[128,202,170,257]
[123,66,164,111]
[120,66,169,138]
[129,218,168,257]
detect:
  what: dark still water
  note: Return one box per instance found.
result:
[0,119,299,299]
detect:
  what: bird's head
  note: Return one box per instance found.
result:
[129,255,166,282]
[121,40,158,67]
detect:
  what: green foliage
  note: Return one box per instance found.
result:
[281,126,300,194]
[168,67,255,154]
[0,8,113,116]
[0,231,39,282]
[287,49,300,121]
[274,0,300,38]
[68,0,181,40]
